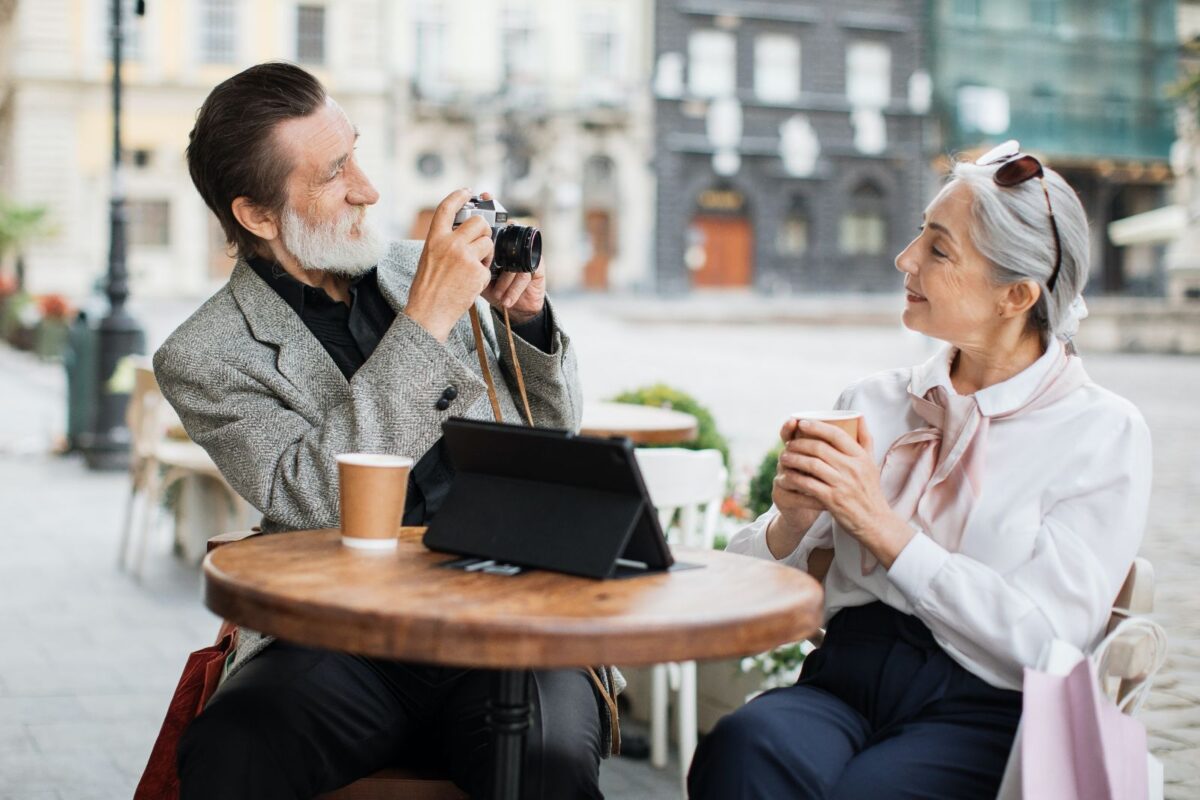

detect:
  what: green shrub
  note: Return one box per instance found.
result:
[748,443,783,517]
[612,383,730,467]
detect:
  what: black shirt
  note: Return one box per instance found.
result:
[247,257,552,522]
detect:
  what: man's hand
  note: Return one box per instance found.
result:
[482,262,546,326]
[404,189,494,342]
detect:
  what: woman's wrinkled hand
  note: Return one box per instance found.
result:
[779,416,913,569]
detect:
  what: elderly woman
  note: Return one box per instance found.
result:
[688,142,1152,799]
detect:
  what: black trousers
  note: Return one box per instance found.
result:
[177,641,604,800]
[688,602,1023,800]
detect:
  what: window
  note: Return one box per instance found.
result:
[956,84,1010,135]
[851,108,886,155]
[777,196,809,256]
[583,155,618,207]
[1030,85,1058,137]
[503,8,540,85]
[414,5,447,96]
[296,4,326,64]
[1101,0,1131,38]
[953,0,982,23]
[199,0,237,64]
[1102,91,1130,139]
[581,11,621,102]
[101,0,142,62]
[582,12,619,82]
[839,182,886,256]
[1031,0,1060,31]
[846,41,890,109]
[754,35,800,104]
[688,29,736,98]
[128,200,170,247]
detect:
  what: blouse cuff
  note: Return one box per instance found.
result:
[886,530,950,605]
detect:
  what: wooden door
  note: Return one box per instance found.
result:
[691,215,753,287]
[583,209,613,290]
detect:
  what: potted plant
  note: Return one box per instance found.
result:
[612,383,731,467]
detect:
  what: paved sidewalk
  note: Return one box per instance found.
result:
[1,297,1198,798]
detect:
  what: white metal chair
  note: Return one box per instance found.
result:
[633,447,728,791]
[117,360,247,578]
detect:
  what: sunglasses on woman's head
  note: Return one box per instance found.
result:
[974,140,1064,292]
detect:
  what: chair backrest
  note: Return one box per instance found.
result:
[1103,557,1159,710]
[126,361,166,462]
[1109,556,1154,629]
[634,448,727,549]
[126,359,190,462]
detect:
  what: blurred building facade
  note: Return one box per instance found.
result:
[0,0,655,300]
[651,0,929,293]
[928,0,1179,296]
[1162,0,1200,299]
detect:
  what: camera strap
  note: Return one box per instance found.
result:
[468,304,534,426]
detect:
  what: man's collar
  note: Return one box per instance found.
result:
[247,256,377,315]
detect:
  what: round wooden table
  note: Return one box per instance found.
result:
[204,528,822,799]
[579,401,700,445]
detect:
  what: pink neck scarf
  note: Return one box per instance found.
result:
[866,344,1090,576]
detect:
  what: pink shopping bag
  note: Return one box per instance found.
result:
[1020,654,1148,800]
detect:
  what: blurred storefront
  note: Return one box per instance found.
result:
[928,0,1179,297]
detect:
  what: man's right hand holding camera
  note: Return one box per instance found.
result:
[405,188,495,342]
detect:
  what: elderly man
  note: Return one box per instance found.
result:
[154,62,604,799]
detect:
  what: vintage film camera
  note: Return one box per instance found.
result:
[451,197,542,275]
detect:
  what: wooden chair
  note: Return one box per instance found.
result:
[633,447,728,791]
[1101,556,1158,710]
[117,360,246,577]
[208,530,467,800]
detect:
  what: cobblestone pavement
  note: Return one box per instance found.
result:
[0,295,1196,798]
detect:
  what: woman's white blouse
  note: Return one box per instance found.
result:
[727,343,1152,691]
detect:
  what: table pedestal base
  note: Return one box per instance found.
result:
[488,669,531,800]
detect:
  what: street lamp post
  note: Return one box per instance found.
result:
[81,0,146,471]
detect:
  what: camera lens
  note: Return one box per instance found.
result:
[492,225,542,273]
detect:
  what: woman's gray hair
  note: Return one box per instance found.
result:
[936,158,1090,341]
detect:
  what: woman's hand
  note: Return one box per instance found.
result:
[765,418,826,559]
[782,417,914,570]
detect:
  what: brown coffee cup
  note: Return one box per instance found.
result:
[789,410,862,440]
[336,453,413,550]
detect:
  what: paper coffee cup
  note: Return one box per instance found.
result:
[337,453,413,550]
[789,410,862,440]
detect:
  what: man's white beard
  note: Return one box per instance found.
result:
[279,205,386,277]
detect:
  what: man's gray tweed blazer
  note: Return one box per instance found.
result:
[154,241,621,751]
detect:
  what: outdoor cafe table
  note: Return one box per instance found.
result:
[203,528,823,800]
[579,400,699,445]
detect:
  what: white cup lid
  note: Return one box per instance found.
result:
[335,453,414,468]
[789,410,862,421]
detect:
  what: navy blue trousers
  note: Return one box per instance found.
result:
[688,602,1022,800]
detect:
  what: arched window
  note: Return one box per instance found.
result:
[839,181,887,256]
[777,195,809,256]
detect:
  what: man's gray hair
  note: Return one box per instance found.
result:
[936,159,1089,339]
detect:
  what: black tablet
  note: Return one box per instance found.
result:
[422,417,675,579]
